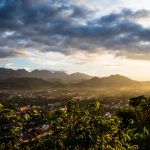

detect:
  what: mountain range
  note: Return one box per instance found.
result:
[74,74,138,88]
[0,68,150,90]
[0,68,92,83]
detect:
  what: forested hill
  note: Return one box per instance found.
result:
[0,77,64,89]
[72,74,150,89]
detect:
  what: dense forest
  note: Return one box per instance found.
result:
[0,96,150,150]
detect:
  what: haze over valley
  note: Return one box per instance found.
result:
[1,68,150,90]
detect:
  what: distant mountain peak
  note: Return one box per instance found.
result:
[17,69,27,71]
[70,72,91,76]
[109,74,127,77]
[69,72,92,82]
[108,74,133,80]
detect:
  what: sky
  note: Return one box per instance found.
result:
[1,0,150,80]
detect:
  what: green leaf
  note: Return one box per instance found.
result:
[143,126,149,135]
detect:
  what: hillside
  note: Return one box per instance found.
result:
[69,72,92,83]
[73,74,141,89]
[0,77,64,90]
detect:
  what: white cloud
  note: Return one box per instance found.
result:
[5,63,17,69]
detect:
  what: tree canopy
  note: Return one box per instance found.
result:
[0,96,150,149]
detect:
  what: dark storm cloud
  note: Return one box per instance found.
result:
[1,0,150,60]
[0,47,26,58]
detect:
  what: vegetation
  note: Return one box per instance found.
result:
[0,96,150,149]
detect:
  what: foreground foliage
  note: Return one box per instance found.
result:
[0,96,150,150]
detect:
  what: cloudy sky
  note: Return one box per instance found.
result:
[1,0,150,80]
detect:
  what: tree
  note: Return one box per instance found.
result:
[0,103,22,149]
